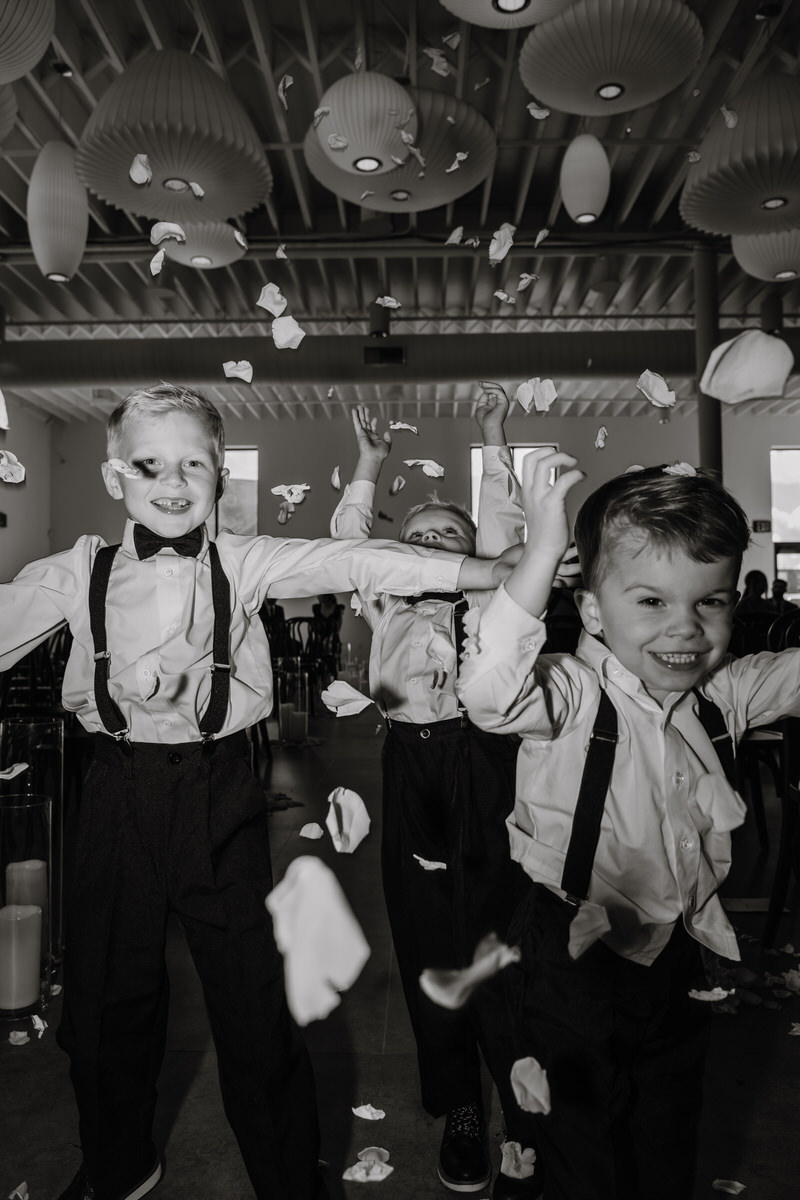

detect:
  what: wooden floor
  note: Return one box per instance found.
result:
[2,710,800,1198]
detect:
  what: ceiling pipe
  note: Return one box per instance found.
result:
[1,331,798,390]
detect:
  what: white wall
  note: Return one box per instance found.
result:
[0,395,52,580]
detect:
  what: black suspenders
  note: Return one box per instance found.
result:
[559,687,736,906]
[88,542,232,742]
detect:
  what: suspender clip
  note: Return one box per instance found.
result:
[563,894,582,908]
[110,727,130,742]
[590,729,618,745]
[210,662,231,673]
[93,650,111,661]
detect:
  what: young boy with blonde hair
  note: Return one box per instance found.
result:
[457,449,800,1200]
[0,383,513,1200]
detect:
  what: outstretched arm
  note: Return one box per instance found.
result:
[330,405,392,538]
[474,381,526,556]
[349,404,392,484]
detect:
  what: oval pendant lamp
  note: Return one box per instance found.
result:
[731,230,800,283]
[26,141,89,281]
[0,0,55,84]
[314,71,417,175]
[560,134,610,224]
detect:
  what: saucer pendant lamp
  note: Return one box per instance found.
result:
[163,221,247,270]
[0,0,55,84]
[314,71,417,175]
[518,0,703,116]
[75,50,272,223]
[26,141,89,281]
[731,230,800,282]
[438,0,575,28]
[560,134,609,224]
[680,73,800,236]
[305,87,496,212]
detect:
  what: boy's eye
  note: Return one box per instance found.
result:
[700,596,726,608]
[637,597,663,607]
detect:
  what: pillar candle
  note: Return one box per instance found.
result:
[0,905,42,1011]
[6,859,48,911]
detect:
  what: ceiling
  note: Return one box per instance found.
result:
[1,0,800,426]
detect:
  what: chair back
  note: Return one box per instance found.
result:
[729,610,777,657]
[769,607,800,651]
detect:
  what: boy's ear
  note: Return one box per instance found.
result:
[575,588,603,636]
[215,467,229,500]
[101,461,124,500]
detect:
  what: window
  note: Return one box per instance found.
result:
[769,448,800,599]
[469,443,557,526]
[212,447,259,536]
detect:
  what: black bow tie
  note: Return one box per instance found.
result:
[405,590,466,606]
[133,524,204,560]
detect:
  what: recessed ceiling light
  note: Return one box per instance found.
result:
[575,213,597,225]
[761,196,788,210]
[52,61,73,78]
[596,82,625,101]
[191,255,213,267]
[47,272,70,282]
[775,268,797,280]
[163,177,189,192]
[354,156,382,172]
[493,0,530,12]
[390,189,411,201]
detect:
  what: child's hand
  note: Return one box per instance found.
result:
[475,381,509,443]
[352,404,392,467]
[521,449,584,564]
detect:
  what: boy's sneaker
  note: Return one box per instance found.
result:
[56,1158,162,1200]
[438,1103,491,1192]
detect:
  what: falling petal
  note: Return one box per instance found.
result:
[9,1031,29,1045]
[663,462,697,476]
[326,787,371,853]
[129,153,152,185]
[276,243,288,260]
[390,154,407,167]
[374,723,383,735]
[446,225,464,245]
[464,236,480,247]
[474,76,490,91]
[107,458,142,480]
[517,273,538,291]
[514,378,559,412]
[327,385,335,397]
[223,359,254,384]
[779,943,795,954]
[511,1057,552,1115]
[313,106,330,128]
[31,1015,47,1038]
[50,983,62,995]
[354,45,363,70]
[8,1184,28,1200]
[445,151,468,173]
[403,458,444,478]
[500,1141,537,1181]
[0,386,7,429]
[327,133,348,151]
[413,854,447,871]
[188,180,205,198]
[320,680,373,718]
[272,314,306,350]
[277,501,291,524]
[400,129,414,145]
[527,102,550,120]
[687,150,701,163]
[299,823,325,840]
[636,369,676,408]
[358,1148,390,1164]
[150,221,186,245]
[234,229,248,249]
[389,475,406,495]
[395,105,415,129]
[0,762,28,779]
[721,106,738,129]
[359,190,375,201]
[271,482,311,505]
[375,295,401,309]
[0,450,26,483]
[595,426,608,449]
[489,222,516,265]
[407,144,426,168]
[568,900,611,958]
[352,1104,386,1120]
[689,987,735,1002]
[420,933,520,1009]
[442,32,461,50]
[342,1159,394,1182]
[351,593,363,617]
[494,290,515,304]
[331,465,341,490]
[446,114,456,124]
[712,1183,746,1195]
[534,227,549,248]
[278,74,293,109]
[257,282,288,317]
[783,967,800,991]
[149,247,166,276]
[389,421,418,434]
[790,1022,800,1035]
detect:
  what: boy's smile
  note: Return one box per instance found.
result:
[576,534,739,704]
[101,411,227,538]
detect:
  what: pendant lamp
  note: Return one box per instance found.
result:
[314,71,417,175]
[305,87,496,213]
[163,221,247,270]
[680,73,800,236]
[518,0,703,116]
[0,83,17,144]
[559,134,610,224]
[0,0,55,84]
[26,141,89,281]
[438,0,575,28]
[731,231,800,283]
[75,50,272,223]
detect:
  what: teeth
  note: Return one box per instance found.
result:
[656,653,699,664]
[153,499,189,512]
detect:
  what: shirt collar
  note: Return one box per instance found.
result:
[575,629,679,714]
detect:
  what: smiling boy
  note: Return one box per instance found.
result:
[457,450,800,1200]
[0,384,514,1200]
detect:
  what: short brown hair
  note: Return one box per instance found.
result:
[399,495,477,553]
[106,382,225,463]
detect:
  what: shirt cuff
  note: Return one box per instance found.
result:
[478,583,548,657]
[481,445,513,473]
[341,479,376,502]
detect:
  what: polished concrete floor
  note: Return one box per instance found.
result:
[2,710,800,1199]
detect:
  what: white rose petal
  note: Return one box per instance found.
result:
[636,369,676,408]
[0,450,26,483]
[129,153,152,185]
[446,226,464,245]
[272,315,305,350]
[256,283,288,317]
[420,933,520,1010]
[278,74,293,109]
[375,296,401,309]
[389,421,418,434]
[595,426,608,449]
[403,458,445,478]
[510,1056,551,1115]
[222,360,254,384]
[150,221,185,246]
[149,247,166,276]
[326,787,371,853]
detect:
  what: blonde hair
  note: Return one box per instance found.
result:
[399,494,477,553]
[106,382,225,463]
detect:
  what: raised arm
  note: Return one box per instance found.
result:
[473,381,525,557]
[330,405,392,539]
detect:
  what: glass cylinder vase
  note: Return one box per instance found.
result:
[0,793,53,1018]
[276,659,309,745]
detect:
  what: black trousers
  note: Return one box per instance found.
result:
[57,733,324,1200]
[505,886,712,1200]
[381,716,534,1140]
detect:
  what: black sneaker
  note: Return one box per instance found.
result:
[438,1103,491,1193]
[56,1159,162,1200]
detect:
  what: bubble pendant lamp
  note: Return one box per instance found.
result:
[163,221,247,270]
[438,0,576,28]
[731,231,800,283]
[26,141,89,281]
[75,50,272,223]
[0,0,55,84]
[518,0,703,116]
[314,71,417,175]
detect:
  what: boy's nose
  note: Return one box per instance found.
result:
[159,463,187,486]
[421,531,440,543]
[668,609,703,636]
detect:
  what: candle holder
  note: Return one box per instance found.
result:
[0,716,65,967]
[0,793,53,1018]
[276,659,309,745]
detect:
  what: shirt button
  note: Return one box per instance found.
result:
[435,575,445,583]
[142,668,151,678]
[160,718,172,729]
[413,640,422,647]
[680,835,694,851]
[673,771,685,786]
[163,567,173,577]
[168,751,182,765]
[410,678,418,685]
